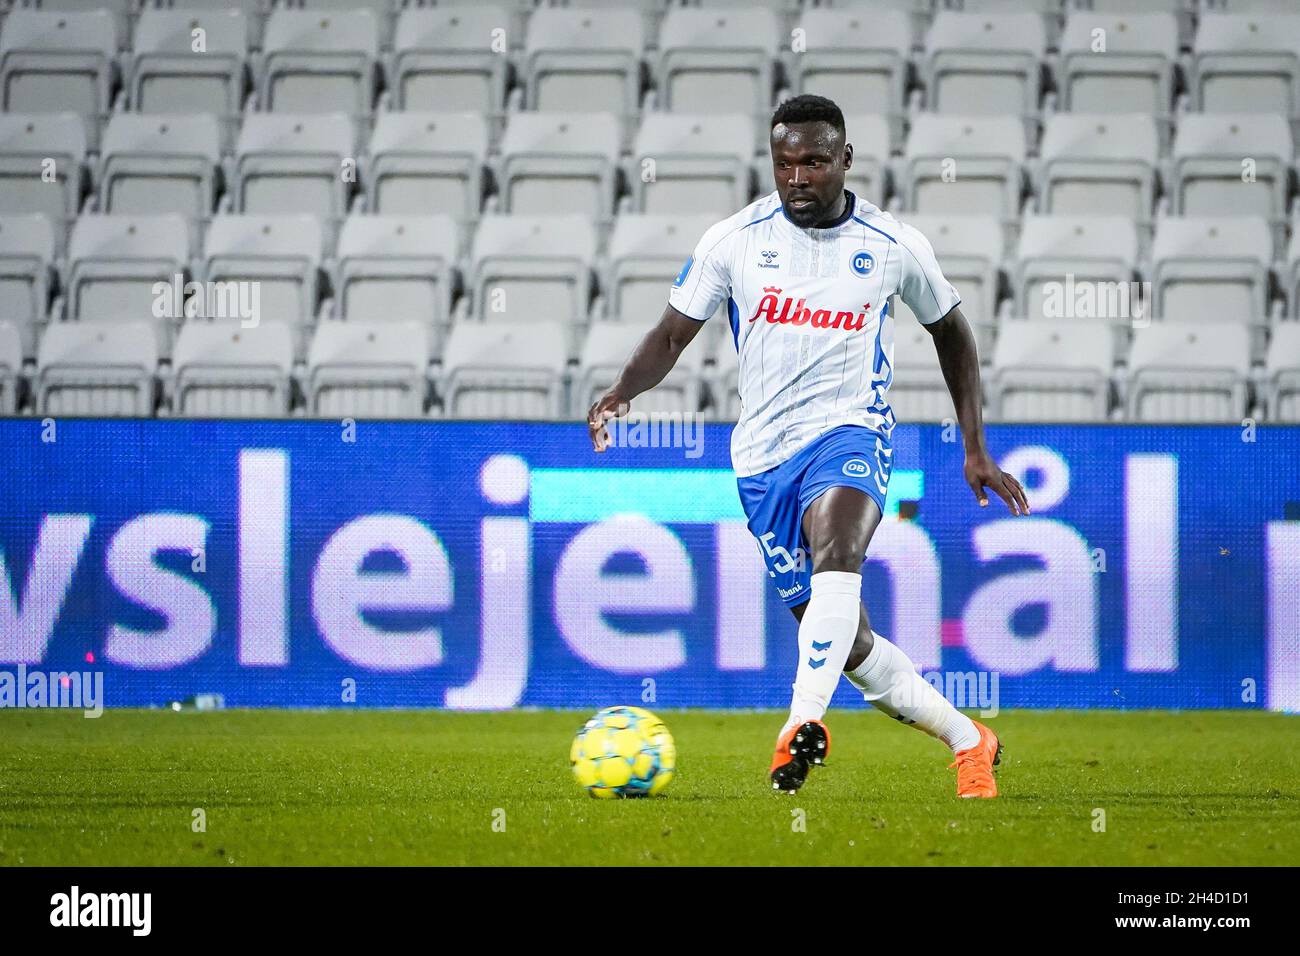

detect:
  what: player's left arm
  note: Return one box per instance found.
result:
[924,305,1029,515]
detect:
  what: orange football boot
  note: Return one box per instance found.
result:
[949,720,1002,798]
[769,719,830,793]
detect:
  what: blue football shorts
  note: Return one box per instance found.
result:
[736,425,893,607]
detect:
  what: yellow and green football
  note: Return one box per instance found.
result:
[570,706,676,799]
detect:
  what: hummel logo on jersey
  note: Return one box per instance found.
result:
[758,249,779,269]
[750,288,872,331]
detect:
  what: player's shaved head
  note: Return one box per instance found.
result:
[769,95,852,228]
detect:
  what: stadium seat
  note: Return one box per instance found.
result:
[439,319,568,420]
[1014,215,1140,324]
[1290,224,1300,319]
[203,214,325,340]
[389,6,511,115]
[841,114,893,208]
[468,214,596,332]
[0,319,22,413]
[0,10,117,149]
[130,7,249,148]
[0,112,87,255]
[0,213,55,360]
[523,7,645,117]
[1150,216,1272,346]
[273,0,397,50]
[230,112,356,245]
[922,12,1046,119]
[143,0,265,50]
[97,113,221,245]
[496,112,621,221]
[889,213,1002,351]
[786,7,910,118]
[36,319,158,416]
[575,319,704,416]
[631,112,754,216]
[1264,321,1300,422]
[990,319,1113,422]
[1056,12,1179,116]
[707,331,739,421]
[333,214,459,329]
[365,111,487,223]
[1191,13,1300,118]
[66,213,190,356]
[888,320,954,423]
[603,213,720,327]
[655,8,780,116]
[307,319,429,418]
[1168,114,1294,227]
[171,319,295,418]
[1125,322,1251,422]
[901,115,1026,232]
[259,9,379,117]
[1037,113,1160,227]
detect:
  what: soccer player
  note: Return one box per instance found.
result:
[586,94,1030,797]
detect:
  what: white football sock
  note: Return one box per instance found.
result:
[782,571,862,734]
[844,631,980,753]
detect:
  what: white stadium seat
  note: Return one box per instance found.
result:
[1037,113,1160,226]
[1126,322,1251,422]
[497,112,621,220]
[1265,322,1300,422]
[130,7,248,147]
[902,115,1026,231]
[523,7,645,117]
[0,319,22,413]
[991,319,1113,422]
[0,112,87,255]
[604,213,721,327]
[0,213,55,357]
[203,214,325,337]
[66,213,190,355]
[922,12,1046,119]
[888,321,953,423]
[1015,214,1140,323]
[1290,224,1300,319]
[333,214,459,329]
[365,111,487,223]
[890,213,1002,351]
[389,6,511,115]
[0,10,117,148]
[787,8,911,118]
[469,214,596,332]
[36,319,157,417]
[1150,216,1272,346]
[259,9,379,117]
[1191,13,1300,118]
[632,112,754,216]
[576,319,705,416]
[1057,12,1178,116]
[97,113,221,243]
[172,319,295,418]
[307,319,429,419]
[656,8,780,117]
[1169,114,1294,226]
[231,112,356,244]
[439,319,568,420]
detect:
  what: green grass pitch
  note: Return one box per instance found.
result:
[1,709,1296,866]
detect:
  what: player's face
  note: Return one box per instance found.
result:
[770,121,852,228]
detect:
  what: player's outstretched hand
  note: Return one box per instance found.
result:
[587,392,631,453]
[965,450,1030,515]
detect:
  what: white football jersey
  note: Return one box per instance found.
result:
[669,190,961,477]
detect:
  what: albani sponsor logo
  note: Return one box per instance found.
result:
[750,287,871,330]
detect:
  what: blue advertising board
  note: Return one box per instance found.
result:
[1,419,1296,711]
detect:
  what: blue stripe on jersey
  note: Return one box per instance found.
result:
[742,207,780,229]
[852,216,898,244]
[728,296,740,351]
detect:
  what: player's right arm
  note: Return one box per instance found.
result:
[587,222,734,452]
[587,304,705,452]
